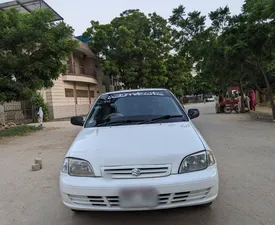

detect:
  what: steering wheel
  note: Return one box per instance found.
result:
[104,113,124,120]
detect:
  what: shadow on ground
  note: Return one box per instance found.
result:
[70,206,216,225]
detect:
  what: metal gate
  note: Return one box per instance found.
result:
[21,101,36,122]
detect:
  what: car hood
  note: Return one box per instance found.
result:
[67,122,205,174]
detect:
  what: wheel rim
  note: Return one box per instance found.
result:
[224,106,232,114]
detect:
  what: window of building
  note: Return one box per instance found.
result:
[76,90,88,98]
[90,91,95,98]
[65,89,74,97]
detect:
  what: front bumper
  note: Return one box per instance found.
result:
[60,165,219,211]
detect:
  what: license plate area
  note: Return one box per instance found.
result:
[119,187,158,208]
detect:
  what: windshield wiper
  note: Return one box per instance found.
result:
[95,119,141,127]
[138,115,184,125]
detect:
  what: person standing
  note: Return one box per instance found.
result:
[215,93,220,113]
[236,93,242,113]
[245,94,251,111]
[219,92,224,113]
[250,90,256,111]
[37,107,44,126]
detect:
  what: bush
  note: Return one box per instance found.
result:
[31,93,49,121]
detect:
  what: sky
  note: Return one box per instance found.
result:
[1,0,245,35]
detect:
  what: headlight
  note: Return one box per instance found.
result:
[61,158,95,177]
[207,150,216,166]
[178,150,216,174]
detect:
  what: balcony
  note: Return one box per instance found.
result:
[63,64,98,84]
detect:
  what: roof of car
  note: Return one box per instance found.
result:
[103,88,168,95]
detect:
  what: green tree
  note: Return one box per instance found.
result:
[84,10,191,90]
[169,6,227,100]
[191,73,216,95]
[165,55,192,97]
[216,2,275,115]
[242,0,275,119]
[169,5,207,66]
[210,2,275,117]
[0,8,78,103]
[170,2,275,118]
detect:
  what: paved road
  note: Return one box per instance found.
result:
[0,103,275,225]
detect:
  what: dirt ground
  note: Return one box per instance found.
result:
[0,103,275,225]
[0,121,81,225]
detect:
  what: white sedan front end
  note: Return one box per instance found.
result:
[60,89,219,211]
[60,164,218,211]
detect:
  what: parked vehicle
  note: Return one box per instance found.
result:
[205,95,215,102]
[220,100,250,114]
[221,100,239,114]
[60,88,219,211]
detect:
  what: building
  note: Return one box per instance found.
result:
[0,0,63,21]
[40,37,107,119]
[0,0,108,121]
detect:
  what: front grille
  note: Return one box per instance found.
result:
[171,188,210,203]
[159,188,211,205]
[159,193,170,205]
[68,188,210,208]
[69,195,119,207]
[101,164,172,179]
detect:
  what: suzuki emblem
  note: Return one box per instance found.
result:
[131,168,141,177]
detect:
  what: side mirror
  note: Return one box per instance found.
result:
[188,109,200,120]
[71,116,84,126]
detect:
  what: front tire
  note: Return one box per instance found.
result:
[224,105,232,114]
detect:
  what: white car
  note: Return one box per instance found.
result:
[206,95,215,102]
[60,88,219,212]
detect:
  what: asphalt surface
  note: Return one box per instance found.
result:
[0,103,275,225]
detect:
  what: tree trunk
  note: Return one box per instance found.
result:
[255,83,265,93]
[260,68,275,121]
[240,81,245,113]
[0,103,5,125]
[239,65,246,113]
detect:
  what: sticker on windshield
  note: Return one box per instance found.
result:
[106,91,165,99]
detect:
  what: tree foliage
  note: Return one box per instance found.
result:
[170,1,275,118]
[83,10,190,92]
[83,2,275,119]
[0,9,78,102]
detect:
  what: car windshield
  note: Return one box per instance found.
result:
[85,90,188,127]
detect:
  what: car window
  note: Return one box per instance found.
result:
[85,90,188,127]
